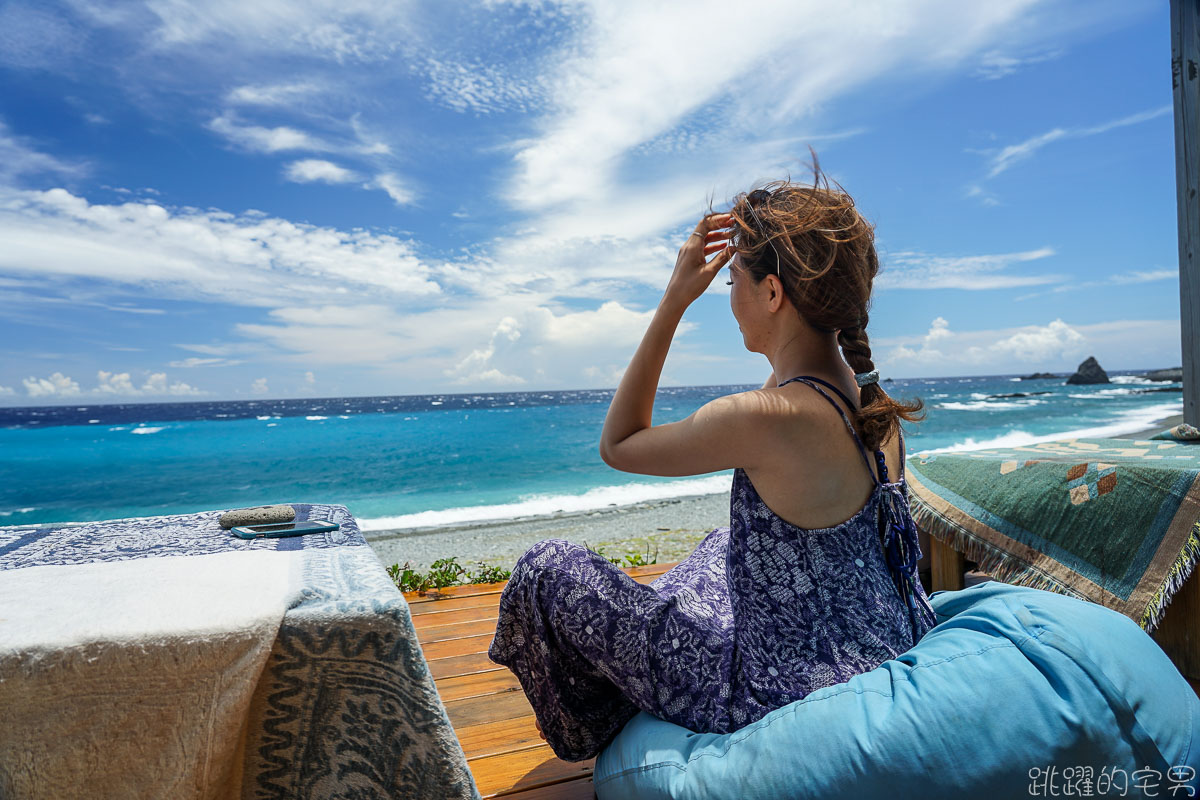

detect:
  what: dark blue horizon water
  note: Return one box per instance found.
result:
[0,372,1182,530]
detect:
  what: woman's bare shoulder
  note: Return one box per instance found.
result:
[693,385,827,434]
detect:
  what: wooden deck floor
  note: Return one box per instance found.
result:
[404,561,675,799]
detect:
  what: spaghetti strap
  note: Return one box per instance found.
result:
[897,426,907,481]
[785,374,858,415]
[778,377,880,486]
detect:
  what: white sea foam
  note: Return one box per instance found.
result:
[357,473,734,532]
[305,415,327,421]
[1068,388,1138,399]
[256,415,272,420]
[130,426,163,434]
[266,423,278,427]
[0,507,36,517]
[88,419,99,424]
[938,399,1044,412]
[920,400,1182,454]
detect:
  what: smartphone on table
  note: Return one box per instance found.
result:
[230,520,340,539]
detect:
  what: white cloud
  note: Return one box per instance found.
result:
[445,300,696,387]
[1015,267,1177,300]
[304,370,315,386]
[285,159,360,184]
[445,315,526,386]
[878,317,1178,375]
[95,370,137,394]
[0,4,85,70]
[0,120,86,182]
[0,187,441,307]
[505,0,1052,215]
[878,247,1062,290]
[0,384,15,396]
[208,113,330,153]
[251,377,269,395]
[371,172,416,206]
[989,319,1086,361]
[227,82,322,107]
[133,0,415,62]
[1108,269,1176,285]
[95,369,202,396]
[22,371,81,397]
[235,298,694,388]
[421,56,548,114]
[983,105,1172,178]
[973,49,1062,80]
[166,357,242,368]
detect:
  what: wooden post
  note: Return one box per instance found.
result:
[1152,567,1200,682]
[929,536,965,592]
[1173,0,1200,426]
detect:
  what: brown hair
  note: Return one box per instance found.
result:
[728,153,923,451]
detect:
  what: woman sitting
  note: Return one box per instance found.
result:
[488,165,934,762]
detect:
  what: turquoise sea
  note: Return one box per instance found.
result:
[0,371,1182,530]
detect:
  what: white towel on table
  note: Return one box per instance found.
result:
[0,548,305,800]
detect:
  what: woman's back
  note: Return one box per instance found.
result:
[739,372,906,530]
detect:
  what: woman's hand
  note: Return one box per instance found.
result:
[662,213,734,312]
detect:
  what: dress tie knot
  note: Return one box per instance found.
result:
[879,486,939,638]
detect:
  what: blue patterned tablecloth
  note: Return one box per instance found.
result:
[0,504,479,800]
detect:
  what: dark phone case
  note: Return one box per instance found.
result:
[230,520,339,539]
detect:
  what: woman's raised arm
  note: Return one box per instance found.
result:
[599,213,765,476]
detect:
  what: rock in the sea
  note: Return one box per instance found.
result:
[1066,356,1110,385]
[219,504,296,530]
[1144,367,1183,382]
[1020,372,1060,380]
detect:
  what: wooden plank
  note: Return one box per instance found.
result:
[429,651,503,680]
[419,617,502,644]
[446,686,535,728]
[497,777,595,800]
[412,605,507,629]
[1173,0,1200,425]
[470,744,595,799]
[409,570,666,617]
[434,669,522,702]
[456,714,544,760]
[406,582,507,604]
[929,535,965,592]
[421,632,494,661]
[1152,566,1200,681]
[410,593,505,616]
[406,562,672,606]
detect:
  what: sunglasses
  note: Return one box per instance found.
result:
[744,189,783,277]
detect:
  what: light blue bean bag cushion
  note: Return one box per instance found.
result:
[595,581,1200,799]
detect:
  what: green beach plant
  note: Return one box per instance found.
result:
[386,557,513,595]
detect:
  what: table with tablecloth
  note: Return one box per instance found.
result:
[0,503,479,800]
[905,436,1200,679]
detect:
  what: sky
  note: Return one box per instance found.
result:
[0,0,1186,405]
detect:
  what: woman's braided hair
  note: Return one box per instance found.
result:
[728,154,923,451]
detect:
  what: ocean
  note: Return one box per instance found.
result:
[0,372,1182,531]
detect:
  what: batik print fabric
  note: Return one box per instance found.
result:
[489,379,937,762]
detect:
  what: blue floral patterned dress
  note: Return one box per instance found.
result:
[488,376,938,762]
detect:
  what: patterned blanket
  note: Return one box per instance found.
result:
[906,438,1200,632]
[0,504,479,800]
